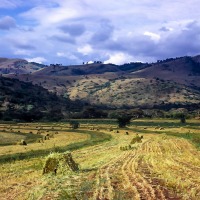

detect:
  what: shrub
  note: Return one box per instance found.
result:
[117,115,132,128]
[69,121,80,129]
[180,115,186,123]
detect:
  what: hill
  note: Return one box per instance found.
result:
[4,55,200,110]
[131,56,200,88]
[33,62,149,76]
[33,63,121,76]
[0,58,47,75]
[0,76,84,121]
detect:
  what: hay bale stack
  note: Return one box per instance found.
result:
[130,135,143,144]
[120,145,135,151]
[36,138,44,143]
[43,135,50,140]
[49,133,55,138]
[43,152,79,175]
[43,156,59,175]
[109,127,113,132]
[18,139,27,145]
[63,152,79,172]
[37,131,41,135]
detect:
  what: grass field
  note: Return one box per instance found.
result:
[0,119,200,200]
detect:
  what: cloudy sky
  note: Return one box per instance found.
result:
[1,0,200,65]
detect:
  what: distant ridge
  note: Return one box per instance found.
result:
[3,55,200,109]
[0,58,47,75]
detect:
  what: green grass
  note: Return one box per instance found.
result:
[0,130,112,164]
[129,120,200,148]
[166,132,200,148]
[130,120,200,128]
[0,131,43,146]
[67,119,117,125]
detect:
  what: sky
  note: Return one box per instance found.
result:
[1,0,200,65]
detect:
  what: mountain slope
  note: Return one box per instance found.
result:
[66,77,200,108]
[0,58,47,75]
[131,56,200,87]
[4,55,200,109]
[33,63,122,76]
[0,76,83,121]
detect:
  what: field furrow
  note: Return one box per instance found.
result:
[0,120,200,200]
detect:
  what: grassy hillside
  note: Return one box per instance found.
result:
[4,55,200,109]
[13,74,200,109]
[67,77,200,108]
[132,56,200,87]
[0,76,84,121]
[0,58,47,74]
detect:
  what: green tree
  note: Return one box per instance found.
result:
[117,115,132,128]
[69,121,80,129]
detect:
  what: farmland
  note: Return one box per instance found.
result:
[0,119,200,200]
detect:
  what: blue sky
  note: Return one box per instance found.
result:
[1,0,200,65]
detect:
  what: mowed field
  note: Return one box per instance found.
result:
[0,119,200,200]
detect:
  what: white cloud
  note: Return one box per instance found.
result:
[77,45,93,55]
[20,3,79,26]
[14,49,32,56]
[104,53,134,65]
[26,57,47,64]
[1,0,200,64]
[0,0,19,8]
[56,52,78,60]
[144,31,160,41]
[56,52,65,57]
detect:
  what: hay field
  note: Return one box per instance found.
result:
[0,120,200,200]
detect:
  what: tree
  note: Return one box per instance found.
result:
[81,107,107,118]
[69,121,80,129]
[117,115,132,128]
[180,114,186,123]
[172,112,186,123]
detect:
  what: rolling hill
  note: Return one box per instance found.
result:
[0,58,47,75]
[3,55,200,109]
[0,76,84,121]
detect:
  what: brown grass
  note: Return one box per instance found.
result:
[0,121,200,199]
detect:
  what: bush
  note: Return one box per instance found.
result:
[69,121,80,129]
[117,115,132,128]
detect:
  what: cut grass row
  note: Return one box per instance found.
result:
[0,129,112,164]
[0,131,43,146]
[130,126,200,148]
[167,132,200,148]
